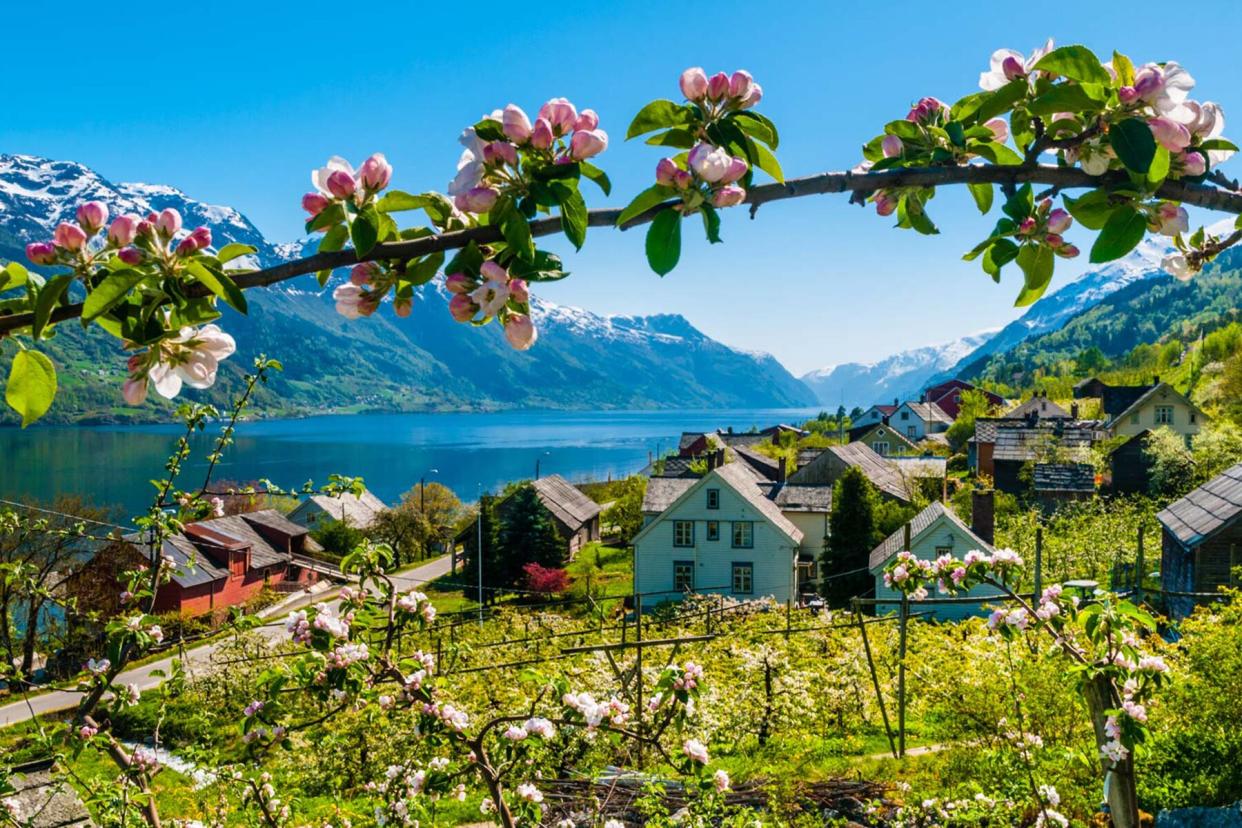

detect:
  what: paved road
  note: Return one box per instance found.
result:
[0,555,453,727]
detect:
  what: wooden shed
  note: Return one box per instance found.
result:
[1156,462,1242,619]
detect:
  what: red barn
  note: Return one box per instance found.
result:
[923,380,1006,419]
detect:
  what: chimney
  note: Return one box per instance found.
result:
[1152,375,1160,385]
[893,397,899,407]
[1070,402,1079,419]
[777,456,787,484]
[971,489,995,546]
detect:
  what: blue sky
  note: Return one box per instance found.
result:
[7,1,1242,375]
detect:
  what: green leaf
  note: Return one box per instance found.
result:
[350,206,381,257]
[982,238,1019,279]
[1027,83,1107,116]
[2,262,31,291]
[972,140,1023,166]
[976,80,1029,122]
[1198,138,1239,152]
[82,269,146,322]
[732,111,779,149]
[645,129,697,148]
[645,209,682,276]
[627,100,695,139]
[472,119,505,141]
[945,121,966,148]
[1033,45,1112,85]
[375,190,435,213]
[318,224,349,254]
[1062,190,1117,230]
[1015,244,1055,306]
[31,275,73,340]
[1109,119,1157,175]
[579,161,611,196]
[701,205,722,244]
[404,251,444,286]
[1090,206,1147,263]
[445,241,484,277]
[305,202,345,233]
[216,243,257,264]
[508,250,566,282]
[1112,51,1135,86]
[186,260,248,313]
[750,140,784,183]
[617,185,677,226]
[550,181,588,250]
[1147,145,1171,188]
[6,350,57,427]
[499,205,536,260]
[898,195,938,235]
[968,182,994,214]
[1001,184,1034,222]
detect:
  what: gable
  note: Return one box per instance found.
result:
[632,464,803,547]
[1107,383,1208,430]
[868,501,994,571]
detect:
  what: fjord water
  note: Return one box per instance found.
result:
[0,408,819,520]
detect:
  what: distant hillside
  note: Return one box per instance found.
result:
[0,154,816,424]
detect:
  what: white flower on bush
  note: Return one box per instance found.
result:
[515,782,543,803]
[713,769,731,792]
[682,738,709,764]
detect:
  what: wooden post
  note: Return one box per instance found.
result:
[634,592,644,770]
[898,593,909,759]
[1136,525,1146,604]
[854,597,897,759]
[1034,526,1043,600]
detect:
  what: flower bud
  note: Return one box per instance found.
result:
[1181,150,1206,177]
[108,215,139,246]
[1147,117,1191,151]
[881,135,903,158]
[711,185,746,208]
[394,297,413,318]
[570,129,608,160]
[673,169,694,190]
[448,293,477,322]
[190,227,212,250]
[454,187,499,214]
[26,242,57,265]
[679,67,708,101]
[1046,208,1072,234]
[350,263,376,285]
[874,192,898,216]
[503,313,537,350]
[136,219,155,238]
[1044,233,1064,248]
[76,201,109,235]
[176,236,200,256]
[1132,66,1164,101]
[707,72,730,101]
[719,156,749,185]
[118,247,143,266]
[1154,201,1189,236]
[445,272,474,294]
[54,222,87,251]
[302,192,331,218]
[728,70,754,101]
[530,118,554,150]
[122,378,148,406]
[1001,55,1025,81]
[538,98,578,135]
[156,208,182,238]
[984,118,1009,143]
[482,141,518,167]
[358,153,392,191]
[1055,243,1080,259]
[1118,86,1140,105]
[502,104,533,143]
[1018,217,1037,235]
[574,109,599,132]
[508,278,530,304]
[741,83,763,109]
[480,260,508,284]
[689,143,731,183]
[656,158,679,187]
[326,170,357,199]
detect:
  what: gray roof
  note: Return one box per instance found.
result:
[973,417,1028,445]
[1007,396,1071,419]
[1157,462,1242,547]
[649,456,701,478]
[891,456,948,478]
[298,489,388,528]
[530,474,602,530]
[732,445,781,480]
[1033,463,1096,492]
[642,477,697,513]
[712,463,803,544]
[992,424,1103,462]
[160,535,228,588]
[868,501,994,571]
[904,401,954,425]
[762,483,831,512]
[832,442,912,502]
[1105,382,1208,431]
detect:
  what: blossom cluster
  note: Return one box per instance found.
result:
[26,204,212,272]
[124,323,236,405]
[395,588,438,625]
[302,153,393,221]
[561,690,630,728]
[444,259,537,350]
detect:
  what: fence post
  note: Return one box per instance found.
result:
[854,597,897,759]
[1034,526,1043,600]
[634,591,644,770]
[898,593,909,759]
[1136,524,1145,605]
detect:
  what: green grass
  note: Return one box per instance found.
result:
[567,541,633,601]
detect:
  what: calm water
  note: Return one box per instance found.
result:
[0,408,818,520]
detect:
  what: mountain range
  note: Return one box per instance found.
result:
[0,154,816,424]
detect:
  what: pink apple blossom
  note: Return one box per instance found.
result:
[1148,117,1192,151]
[719,156,749,185]
[729,70,754,101]
[350,262,378,285]
[118,248,143,266]
[1154,202,1189,236]
[575,109,599,131]
[482,141,518,167]
[326,169,357,199]
[358,153,392,191]
[1046,208,1072,234]
[530,118,554,150]
[706,72,730,101]
[680,67,708,101]
[682,738,709,764]
[1180,150,1206,177]
[445,273,473,294]
[333,283,369,320]
[985,118,1010,143]
[656,158,679,187]
[108,214,139,246]
[712,185,746,208]
[881,135,903,158]
[508,278,530,304]
[25,242,56,265]
[570,129,608,160]
[454,186,499,214]
[502,104,533,143]
[122,377,148,405]
[448,293,477,322]
[53,222,87,251]
[539,97,578,134]
[689,143,732,183]
[302,192,331,217]
[76,201,108,235]
[156,208,182,238]
[503,313,537,351]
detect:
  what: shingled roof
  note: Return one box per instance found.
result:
[1007,396,1070,419]
[712,463,803,543]
[1033,462,1096,492]
[992,424,1103,462]
[868,501,994,571]
[1157,462,1242,547]
[732,445,781,480]
[905,401,954,425]
[530,474,602,531]
[831,443,912,502]
[300,489,388,528]
[642,477,697,513]
[762,483,831,512]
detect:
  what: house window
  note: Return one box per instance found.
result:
[874,441,889,456]
[706,488,720,509]
[673,520,694,547]
[907,426,917,438]
[900,410,909,421]
[731,521,754,548]
[1155,405,1174,425]
[935,545,953,557]
[706,520,720,541]
[1190,411,1197,424]
[1130,412,1140,424]
[673,560,694,592]
[732,562,754,594]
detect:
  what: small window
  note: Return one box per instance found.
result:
[706,488,720,509]
[673,560,694,592]
[874,441,889,456]
[706,520,720,541]
[1130,412,1140,424]
[732,562,753,594]
[907,426,917,438]
[673,520,694,547]
[935,546,953,557]
[732,521,754,548]
[1155,405,1174,425]
[1190,411,1197,424]
[900,410,910,421]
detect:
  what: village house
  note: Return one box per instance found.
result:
[989,421,1104,495]
[889,401,953,442]
[287,488,389,531]
[849,401,900,438]
[868,497,1001,621]
[1104,381,1208,442]
[70,510,324,618]
[457,474,602,562]
[1074,376,1157,420]
[1157,462,1242,619]
[634,462,809,606]
[854,423,918,457]
[1107,430,1155,495]
[789,442,913,504]
[921,380,1006,419]
[1006,392,1072,421]
[1033,462,1097,513]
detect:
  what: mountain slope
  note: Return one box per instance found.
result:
[800,330,997,408]
[0,154,816,424]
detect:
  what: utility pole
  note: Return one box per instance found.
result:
[477,484,484,627]
[535,451,550,480]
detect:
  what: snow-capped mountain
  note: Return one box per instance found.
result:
[801,330,999,408]
[0,154,815,423]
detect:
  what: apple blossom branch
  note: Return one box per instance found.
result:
[1,163,1240,339]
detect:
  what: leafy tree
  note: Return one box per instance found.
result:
[946,388,994,451]
[1144,427,1197,498]
[523,562,570,595]
[495,484,564,589]
[602,475,646,545]
[821,467,879,605]
[459,493,500,604]
[371,482,463,564]
[311,518,366,560]
[1075,345,1111,375]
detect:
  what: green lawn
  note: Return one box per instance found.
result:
[566,541,633,601]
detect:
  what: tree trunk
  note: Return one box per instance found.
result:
[1082,674,1140,828]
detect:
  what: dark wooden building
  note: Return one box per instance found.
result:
[1156,462,1242,619]
[1108,430,1154,495]
[1033,463,1096,513]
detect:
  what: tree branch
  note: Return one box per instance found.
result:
[3,164,1241,337]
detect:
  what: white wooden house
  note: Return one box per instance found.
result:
[287,489,388,531]
[889,401,953,442]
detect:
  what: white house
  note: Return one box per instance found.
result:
[868,501,1002,621]
[634,462,807,606]
[889,402,953,442]
[287,489,389,531]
